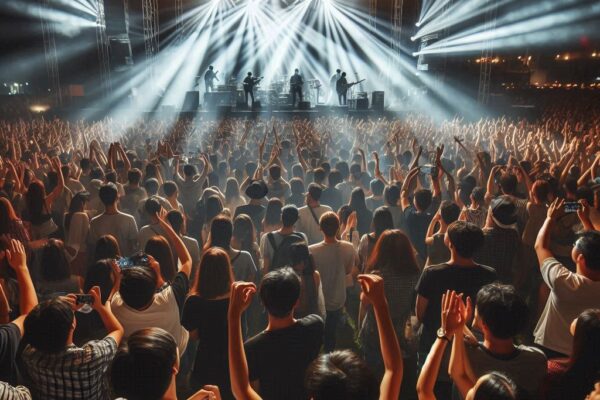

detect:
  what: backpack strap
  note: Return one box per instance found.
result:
[308,206,320,225]
[267,232,278,253]
[230,250,242,263]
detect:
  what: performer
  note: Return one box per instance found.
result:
[290,69,304,107]
[336,72,348,106]
[204,65,219,93]
[243,72,261,107]
[329,68,341,104]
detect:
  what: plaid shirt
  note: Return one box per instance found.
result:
[0,383,31,400]
[20,337,117,400]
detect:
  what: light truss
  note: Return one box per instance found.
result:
[95,0,112,97]
[477,1,498,105]
[40,0,62,105]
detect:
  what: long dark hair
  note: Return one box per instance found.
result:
[474,372,518,400]
[560,309,600,399]
[84,259,114,304]
[225,177,240,202]
[206,215,233,251]
[232,214,259,265]
[64,192,89,231]
[289,243,318,316]
[366,229,419,274]
[192,247,234,299]
[41,239,71,282]
[145,236,176,283]
[0,197,18,235]
[25,181,47,222]
[263,198,283,227]
[349,187,368,211]
[371,207,394,240]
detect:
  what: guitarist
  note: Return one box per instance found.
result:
[336,72,349,105]
[204,65,219,93]
[290,68,304,107]
[243,72,262,107]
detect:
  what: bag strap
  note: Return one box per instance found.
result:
[308,206,320,225]
[230,250,241,263]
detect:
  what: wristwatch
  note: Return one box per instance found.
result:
[437,327,451,342]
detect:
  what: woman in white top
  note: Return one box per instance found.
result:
[63,191,91,277]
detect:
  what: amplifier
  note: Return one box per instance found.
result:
[182,91,199,112]
[372,91,385,111]
[349,98,369,110]
[298,101,311,110]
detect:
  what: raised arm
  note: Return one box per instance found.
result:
[45,157,65,208]
[400,168,420,211]
[228,282,262,400]
[157,208,192,278]
[534,198,563,266]
[5,239,38,334]
[448,295,476,398]
[357,274,403,400]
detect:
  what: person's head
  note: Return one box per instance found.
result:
[307,183,323,204]
[264,198,283,227]
[225,177,240,200]
[162,181,178,199]
[470,186,485,206]
[573,231,600,275]
[290,178,305,196]
[80,158,91,172]
[281,205,299,228]
[208,215,233,250]
[306,350,379,400]
[111,328,178,400]
[24,298,74,353]
[490,196,518,228]
[446,221,485,259]
[247,71,252,76]
[319,211,340,238]
[341,72,346,77]
[84,259,115,304]
[336,161,350,180]
[499,173,518,195]
[328,170,342,188]
[25,181,46,219]
[414,189,433,211]
[144,197,162,219]
[314,168,326,184]
[119,265,158,310]
[440,200,461,225]
[295,68,299,74]
[144,178,160,196]
[464,372,519,400]
[531,179,550,204]
[259,267,301,318]
[41,239,70,282]
[269,164,282,181]
[183,164,197,178]
[94,234,121,261]
[384,185,401,207]
[99,183,118,207]
[568,309,600,378]
[473,284,528,340]
[128,168,142,185]
[0,197,18,234]
[336,68,341,73]
[192,247,233,299]
[232,214,256,250]
[349,187,367,211]
[289,242,314,276]
[208,65,213,70]
[205,195,224,223]
[371,207,393,239]
[370,179,385,197]
[166,210,185,235]
[373,219,419,267]
[145,236,176,283]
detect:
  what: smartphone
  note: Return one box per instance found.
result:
[117,257,137,270]
[564,202,581,213]
[75,294,94,305]
[420,165,437,176]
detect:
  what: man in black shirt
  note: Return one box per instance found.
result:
[290,69,304,107]
[231,268,324,400]
[336,72,348,105]
[204,65,218,93]
[243,72,260,107]
[415,221,497,398]
[235,180,268,235]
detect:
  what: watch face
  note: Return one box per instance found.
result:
[437,327,447,338]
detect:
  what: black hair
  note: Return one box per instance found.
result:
[474,372,518,400]
[414,189,433,211]
[476,283,529,339]
[306,350,379,400]
[166,210,184,234]
[290,178,305,195]
[440,200,461,225]
[162,181,177,198]
[372,207,393,239]
[370,179,385,196]
[259,267,301,318]
[111,328,177,400]
[144,178,160,195]
[24,298,74,353]
[269,164,282,180]
[328,170,343,188]
[575,231,600,271]
[384,185,401,206]
[41,239,71,282]
[99,183,118,206]
[84,259,114,304]
[119,266,158,310]
[307,183,323,202]
[447,221,485,259]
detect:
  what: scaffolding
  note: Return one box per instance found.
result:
[95,0,112,97]
[142,0,160,61]
[369,0,377,33]
[391,0,404,56]
[39,0,62,105]
[174,0,184,44]
[477,1,498,105]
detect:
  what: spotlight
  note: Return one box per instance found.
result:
[415,22,421,27]
[410,36,416,41]
[30,104,50,113]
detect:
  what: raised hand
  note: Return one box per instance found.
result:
[547,198,565,220]
[229,282,257,318]
[5,239,26,270]
[357,274,386,307]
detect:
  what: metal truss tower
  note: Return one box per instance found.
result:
[174,0,184,44]
[142,0,160,79]
[95,0,112,97]
[391,0,404,56]
[369,0,377,33]
[477,2,498,105]
[40,0,62,105]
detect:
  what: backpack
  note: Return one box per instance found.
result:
[267,232,306,271]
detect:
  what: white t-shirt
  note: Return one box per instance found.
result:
[309,240,358,311]
[111,272,190,356]
[138,223,167,251]
[88,211,139,257]
[296,205,332,245]
[534,257,600,355]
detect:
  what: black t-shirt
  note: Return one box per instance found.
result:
[403,206,433,260]
[0,323,21,385]
[235,204,266,234]
[245,314,324,400]
[73,311,107,347]
[415,263,497,352]
[181,296,233,399]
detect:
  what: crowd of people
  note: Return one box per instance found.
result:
[0,102,598,400]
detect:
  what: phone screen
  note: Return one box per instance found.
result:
[564,202,581,213]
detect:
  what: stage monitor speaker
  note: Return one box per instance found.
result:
[109,36,133,70]
[372,91,384,111]
[252,101,262,110]
[349,98,369,110]
[299,101,311,110]
[182,91,199,112]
